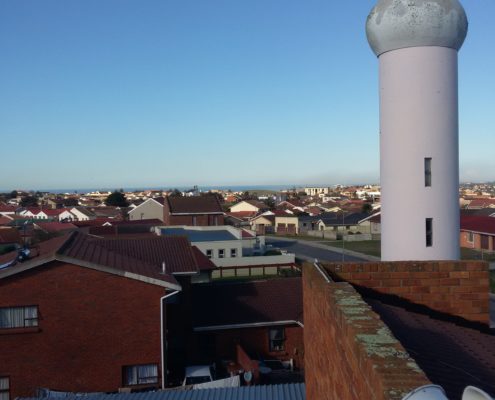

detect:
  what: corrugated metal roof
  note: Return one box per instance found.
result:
[20,383,305,400]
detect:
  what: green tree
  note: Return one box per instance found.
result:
[20,195,38,207]
[9,190,18,199]
[362,203,373,214]
[169,189,183,197]
[105,191,129,207]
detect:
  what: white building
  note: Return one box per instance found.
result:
[366,0,467,261]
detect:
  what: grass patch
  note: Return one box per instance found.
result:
[337,240,382,257]
[460,248,495,261]
[490,271,495,294]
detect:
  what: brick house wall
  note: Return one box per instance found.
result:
[460,231,494,252]
[0,261,166,397]
[303,263,431,400]
[322,261,490,324]
[188,326,304,370]
[168,214,224,227]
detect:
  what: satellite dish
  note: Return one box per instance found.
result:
[402,385,448,400]
[463,386,493,400]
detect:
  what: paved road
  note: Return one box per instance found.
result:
[266,237,367,263]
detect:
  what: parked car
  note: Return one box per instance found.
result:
[182,365,215,386]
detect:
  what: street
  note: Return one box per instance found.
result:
[265,237,367,263]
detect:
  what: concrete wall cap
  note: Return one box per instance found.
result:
[366,0,468,56]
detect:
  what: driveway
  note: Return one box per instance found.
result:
[265,237,368,263]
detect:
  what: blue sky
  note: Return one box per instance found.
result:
[1,1,494,191]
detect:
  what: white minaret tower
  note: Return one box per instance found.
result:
[366,0,468,261]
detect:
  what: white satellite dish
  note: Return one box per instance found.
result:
[402,385,448,400]
[462,386,493,400]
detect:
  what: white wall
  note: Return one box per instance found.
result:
[379,46,459,261]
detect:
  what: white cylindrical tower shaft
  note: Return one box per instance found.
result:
[366,0,468,261]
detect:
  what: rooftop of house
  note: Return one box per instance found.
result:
[0,232,184,290]
[192,277,303,330]
[161,227,238,242]
[19,383,305,400]
[34,221,78,233]
[166,195,223,214]
[94,235,215,274]
[0,227,22,244]
[461,215,495,235]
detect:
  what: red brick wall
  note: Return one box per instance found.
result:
[322,261,490,324]
[166,214,225,226]
[303,264,430,400]
[460,231,494,251]
[0,261,166,397]
[189,326,304,369]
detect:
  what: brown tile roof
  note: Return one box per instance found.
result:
[461,215,495,235]
[34,222,78,233]
[93,235,201,274]
[192,246,217,271]
[0,228,22,244]
[192,277,303,329]
[0,216,13,226]
[365,296,495,400]
[0,232,179,289]
[167,195,223,214]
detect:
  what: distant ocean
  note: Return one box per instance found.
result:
[34,185,301,194]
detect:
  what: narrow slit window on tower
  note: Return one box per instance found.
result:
[426,218,433,247]
[425,157,432,187]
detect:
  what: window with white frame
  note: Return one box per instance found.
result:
[124,364,158,386]
[0,306,38,329]
[218,249,225,258]
[230,248,237,258]
[0,377,9,400]
[269,327,285,352]
[206,249,213,259]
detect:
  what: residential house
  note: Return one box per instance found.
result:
[229,200,269,214]
[69,207,97,221]
[163,196,224,226]
[250,214,275,235]
[159,225,271,267]
[460,215,495,252]
[303,187,330,196]
[0,232,182,397]
[466,198,495,209]
[189,278,304,371]
[273,211,299,235]
[129,197,165,222]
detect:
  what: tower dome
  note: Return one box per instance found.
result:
[366,0,468,57]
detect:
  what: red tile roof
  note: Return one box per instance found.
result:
[192,246,217,271]
[0,216,13,226]
[0,232,179,289]
[167,196,223,214]
[468,198,495,209]
[460,215,495,235]
[0,228,22,244]
[192,277,303,329]
[35,222,78,233]
[0,205,16,213]
[93,235,203,274]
